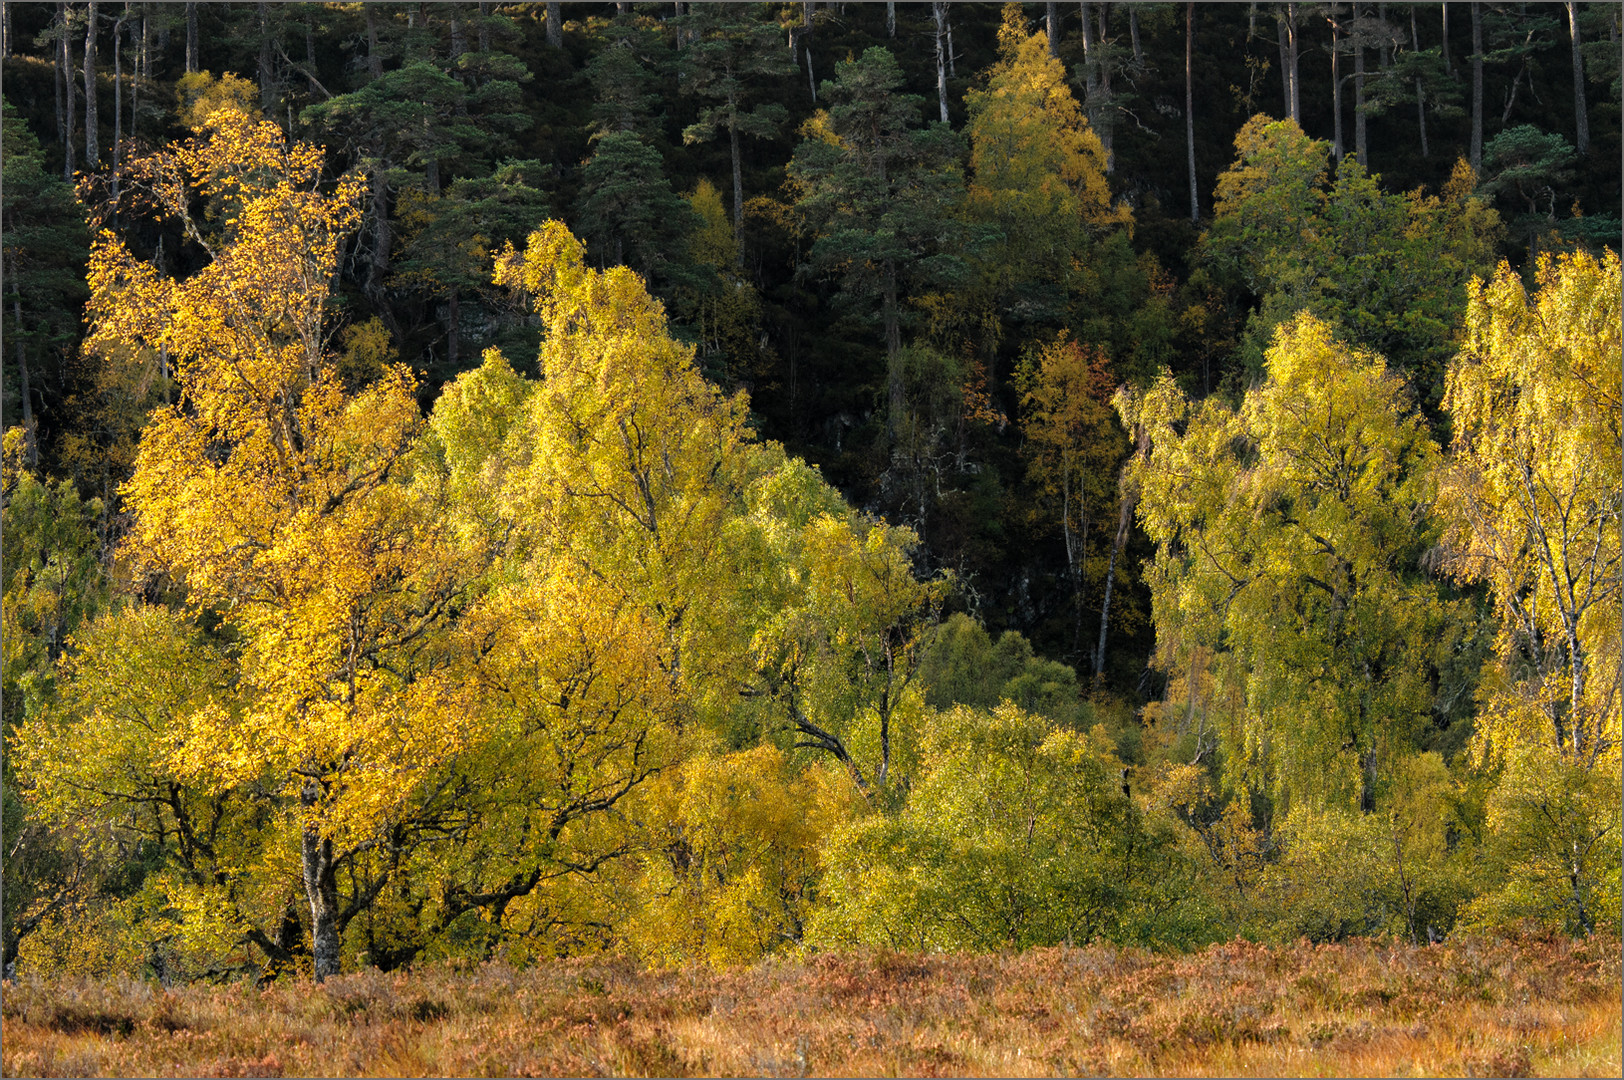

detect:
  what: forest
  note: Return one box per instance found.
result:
[0,1,1619,988]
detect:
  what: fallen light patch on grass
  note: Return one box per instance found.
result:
[2,932,1618,1077]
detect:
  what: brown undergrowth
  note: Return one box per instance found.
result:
[3,932,1618,1077]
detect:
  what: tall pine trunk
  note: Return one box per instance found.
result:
[1413,6,1429,157]
[1470,1,1482,170]
[257,1,274,116]
[61,2,76,179]
[1441,1,1451,75]
[1096,3,1112,170]
[545,0,561,48]
[1354,6,1367,163]
[1080,1,1097,97]
[1287,3,1300,121]
[728,109,745,257]
[84,0,98,169]
[1331,10,1343,161]
[1047,1,1059,57]
[803,2,815,101]
[113,6,123,199]
[1186,2,1198,223]
[883,259,902,434]
[185,0,196,73]
[1567,1,1588,154]
[932,2,948,124]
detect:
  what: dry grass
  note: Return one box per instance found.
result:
[2,933,1618,1077]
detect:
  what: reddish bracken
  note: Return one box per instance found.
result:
[2,932,1618,1077]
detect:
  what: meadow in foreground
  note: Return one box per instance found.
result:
[3,932,1618,1078]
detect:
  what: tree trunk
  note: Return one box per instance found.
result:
[446,289,460,370]
[185,0,197,73]
[113,7,123,199]
[61,2,76,179]
[887,1,895,39]
[1470,1,1482,170]
[84,0,99,169]
[1276,7,1292,117]
[545,0,561,48]
[366,171,400,344]
[53,3,63,157]
[1440,1,1450,75]
[1287,2,1300,121]
[932,2,948,124]
[257,1,275,115]
[12,286,37,470]
[449,3,464,58]
[2,1,10,56]
[1129,6,1142,66]
[1095,479,1135,684]
[883,258,902,433]
[365,4,381,79]
[1354,7,1367,162]
[299,783,341,982]
[803,2,815,101]
[1331,9,1343,161]
[1080,1,1098,97]
[1096,3,1112,169]
[478,0,489,53]
[1567,1,1588,154]
[1413,6,1428,157]
[304,19,319,95]
[1186,2,1198,223]
[729,117,745,253]
[1047,1,1059,57]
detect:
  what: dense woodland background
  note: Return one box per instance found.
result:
[0,2,1619,983]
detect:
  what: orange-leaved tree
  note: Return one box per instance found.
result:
[100,103,475,980]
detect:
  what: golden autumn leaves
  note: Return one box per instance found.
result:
[21,102,942,980]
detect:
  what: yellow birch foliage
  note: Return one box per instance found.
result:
[107,108,472,845]
[1126,315,1451,815]
[1438,250,1622,770]
[1438,250,1621,937]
